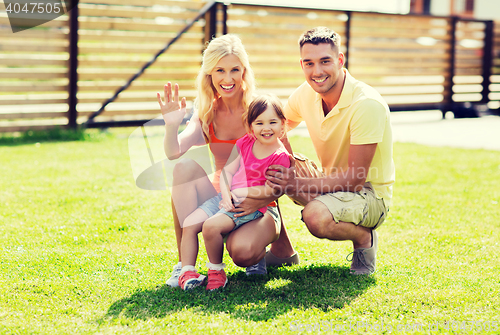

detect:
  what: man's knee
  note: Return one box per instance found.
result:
[301,200,335,238]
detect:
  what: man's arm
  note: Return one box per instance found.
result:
[266,143,377,196]
[281,119,301,155]
[302,143,377,193]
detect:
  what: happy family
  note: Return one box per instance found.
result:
[156,26,395,291]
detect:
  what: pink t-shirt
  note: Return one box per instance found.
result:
[231,134,290,213]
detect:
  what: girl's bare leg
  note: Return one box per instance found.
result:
[225,213,279,267]
[202,213,235,264]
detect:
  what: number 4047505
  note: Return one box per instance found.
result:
[5,2,63,14]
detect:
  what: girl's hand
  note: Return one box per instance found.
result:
[157,82,187,126]
[220,194,235,211]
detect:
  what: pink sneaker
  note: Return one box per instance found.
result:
[206,269,227,291]
[178,271,206,290]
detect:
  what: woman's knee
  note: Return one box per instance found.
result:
[301,201,334,238]
[172,158,202,183]
[227,242,258,267]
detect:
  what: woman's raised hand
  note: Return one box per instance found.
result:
[157,82,187,126]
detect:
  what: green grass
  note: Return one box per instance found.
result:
[1,128,499,334]
[0,127,110,145]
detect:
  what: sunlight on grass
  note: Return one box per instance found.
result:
[264,278,293,290]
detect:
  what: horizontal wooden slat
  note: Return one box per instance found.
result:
[1,33,68,43]
[350,40,450,50]
[77,44,202,55]
[0,124,65,133]
[0,58,67,66]
[78,17,203,32]
[76,82,195,92]
[349,59,450,67]
[0,112,66,120]
[0,99,67,106]
[353,12,447,22]
[226,13,347,28]
[0,44,68,53]
[0,71,67,80]
[83,109,161,117]
[78,31,203,44]
[77,70,197,81]
[231,4,346,17]
[78,59,200,68]
[351,69,451,76]
[350,30,450,40]
[349,50,451,59]
[228,25,329,36]
[0,84,68,92]
[0,15,67,28]
[81,0,204,10]
[79,4,203,21]
[0,28,67,38]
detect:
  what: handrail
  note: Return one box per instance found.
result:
[84,0,217,126]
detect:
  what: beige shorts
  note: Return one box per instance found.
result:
[290,153,388,229]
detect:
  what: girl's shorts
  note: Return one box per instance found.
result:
[199,193,281,232]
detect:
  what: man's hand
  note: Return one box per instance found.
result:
[265,155,296,195]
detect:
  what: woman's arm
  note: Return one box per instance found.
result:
[158,82,205,160]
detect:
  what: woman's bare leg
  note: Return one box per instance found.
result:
[180,208,209,267]
[171,158,217,262]
[171,202,182,261]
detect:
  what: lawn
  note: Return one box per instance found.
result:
[1,128,499,334]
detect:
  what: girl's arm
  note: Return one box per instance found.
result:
[158,83,206,160]
[232,153,291,204]
[219,145,241,210]
[232,184,276,200]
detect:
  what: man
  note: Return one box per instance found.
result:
[265,26,395,275]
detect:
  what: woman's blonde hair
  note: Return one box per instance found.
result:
[195,34,255,141]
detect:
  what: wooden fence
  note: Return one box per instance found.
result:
[0,0,499,132]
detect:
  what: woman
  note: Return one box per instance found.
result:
[157,35,295,287]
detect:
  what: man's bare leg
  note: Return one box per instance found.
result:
[301,200,372,248]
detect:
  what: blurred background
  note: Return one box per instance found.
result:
[0,0,499,132]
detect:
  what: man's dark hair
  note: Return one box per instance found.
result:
[299,26,341,49]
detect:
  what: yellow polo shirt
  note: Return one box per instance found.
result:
[285,69,395,206]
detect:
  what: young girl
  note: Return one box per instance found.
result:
[178,94,290,290]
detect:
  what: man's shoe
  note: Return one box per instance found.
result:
[264,250,300,267]
[347,230,378,275]
[166,263,182,287]
[178,271,206,290]
[206,269,227,291]
[245,258,267,275]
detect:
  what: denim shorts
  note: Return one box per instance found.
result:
[199,193,281,232]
